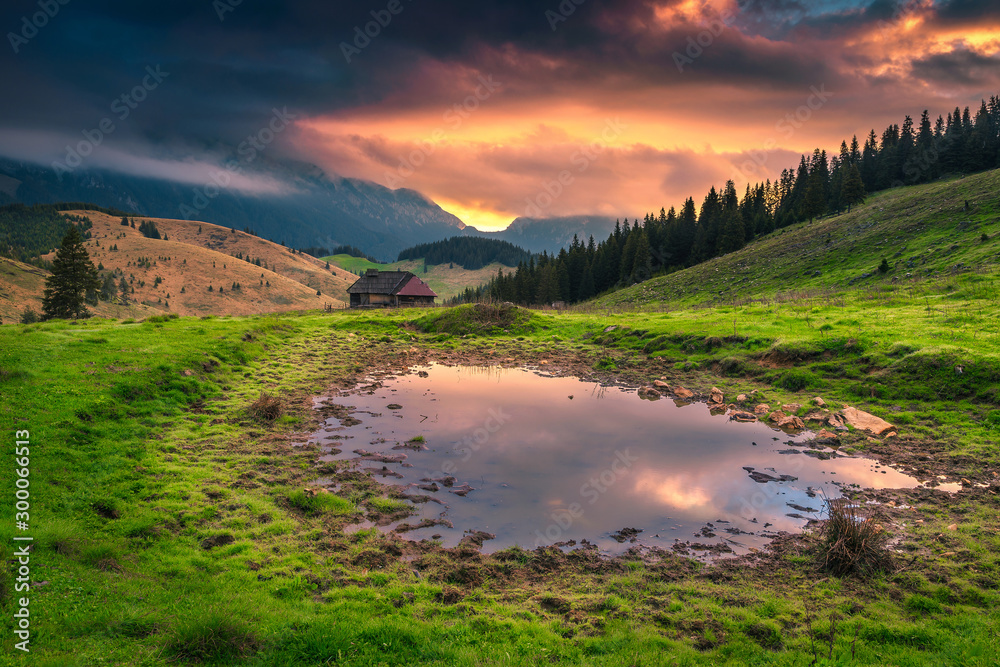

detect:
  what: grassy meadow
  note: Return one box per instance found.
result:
[1,173,999,665]
[1,288,999,665]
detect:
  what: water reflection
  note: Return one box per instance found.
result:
[311,363,923,556]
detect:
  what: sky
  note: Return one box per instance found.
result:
[1,1,999,231]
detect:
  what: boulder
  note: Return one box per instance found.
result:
[709,387,725,404]
[812,397,827,407]
[653,380,670,389]
[803,411,828,422]
[737,394,748,402]
[777,415,806,430]
[815,429,839,442]
[754,403,771,415]
[638,386,661,400]
[826,414,848,431]
[768,411,787,423]
[841,406,895,436]
[781,403,802,413]
[674,386,695,399]
[730,411,758,423]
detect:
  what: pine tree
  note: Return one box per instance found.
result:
[841,163,866,211]
[803,151,828,222]
[41,226,101,320]
[717,207,745,254]
[577,261,596,301]
[99,273,118,301]
[535,264,560,304]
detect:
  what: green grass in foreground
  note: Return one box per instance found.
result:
[1,276,999,664]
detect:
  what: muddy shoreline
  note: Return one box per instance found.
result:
[287,339,1000,575]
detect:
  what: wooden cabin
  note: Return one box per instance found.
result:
[347,269,437,308]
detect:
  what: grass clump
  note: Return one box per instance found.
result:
[287,488,354,516]
[162,612,260,663]
[777,367,819,391]
[415,302,535,335]
[820,498,895,577]
[248,392,283,423]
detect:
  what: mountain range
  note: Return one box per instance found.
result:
[0,157,619,260]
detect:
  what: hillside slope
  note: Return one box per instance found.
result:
[0,256,159,323]
[594,170,1000,307]
[10,210,355,318]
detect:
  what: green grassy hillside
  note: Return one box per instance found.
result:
[594,170,1000,307]
[324,254,507,301]
[2,301,999,665]
[2,171,1000,665]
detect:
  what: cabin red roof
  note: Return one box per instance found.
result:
[394,275,437,297]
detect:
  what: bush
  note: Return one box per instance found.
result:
[820,498,894,577]
[248,392,283,423]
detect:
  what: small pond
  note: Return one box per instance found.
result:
[308,363,923,556]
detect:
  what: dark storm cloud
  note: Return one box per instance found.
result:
[0,0,850,151]
[910,46,1000,88]
[933,0,1000,24]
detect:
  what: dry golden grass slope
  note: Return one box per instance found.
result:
[33,211,357,318]
[0,256,160,323]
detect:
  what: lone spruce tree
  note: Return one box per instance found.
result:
[41,225,101,320]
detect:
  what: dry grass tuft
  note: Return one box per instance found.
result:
[248,392,283,423]
[820,498,895,577]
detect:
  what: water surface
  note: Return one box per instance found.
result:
[309,363,920,556]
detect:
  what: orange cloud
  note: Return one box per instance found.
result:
[287,2,1000,231]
